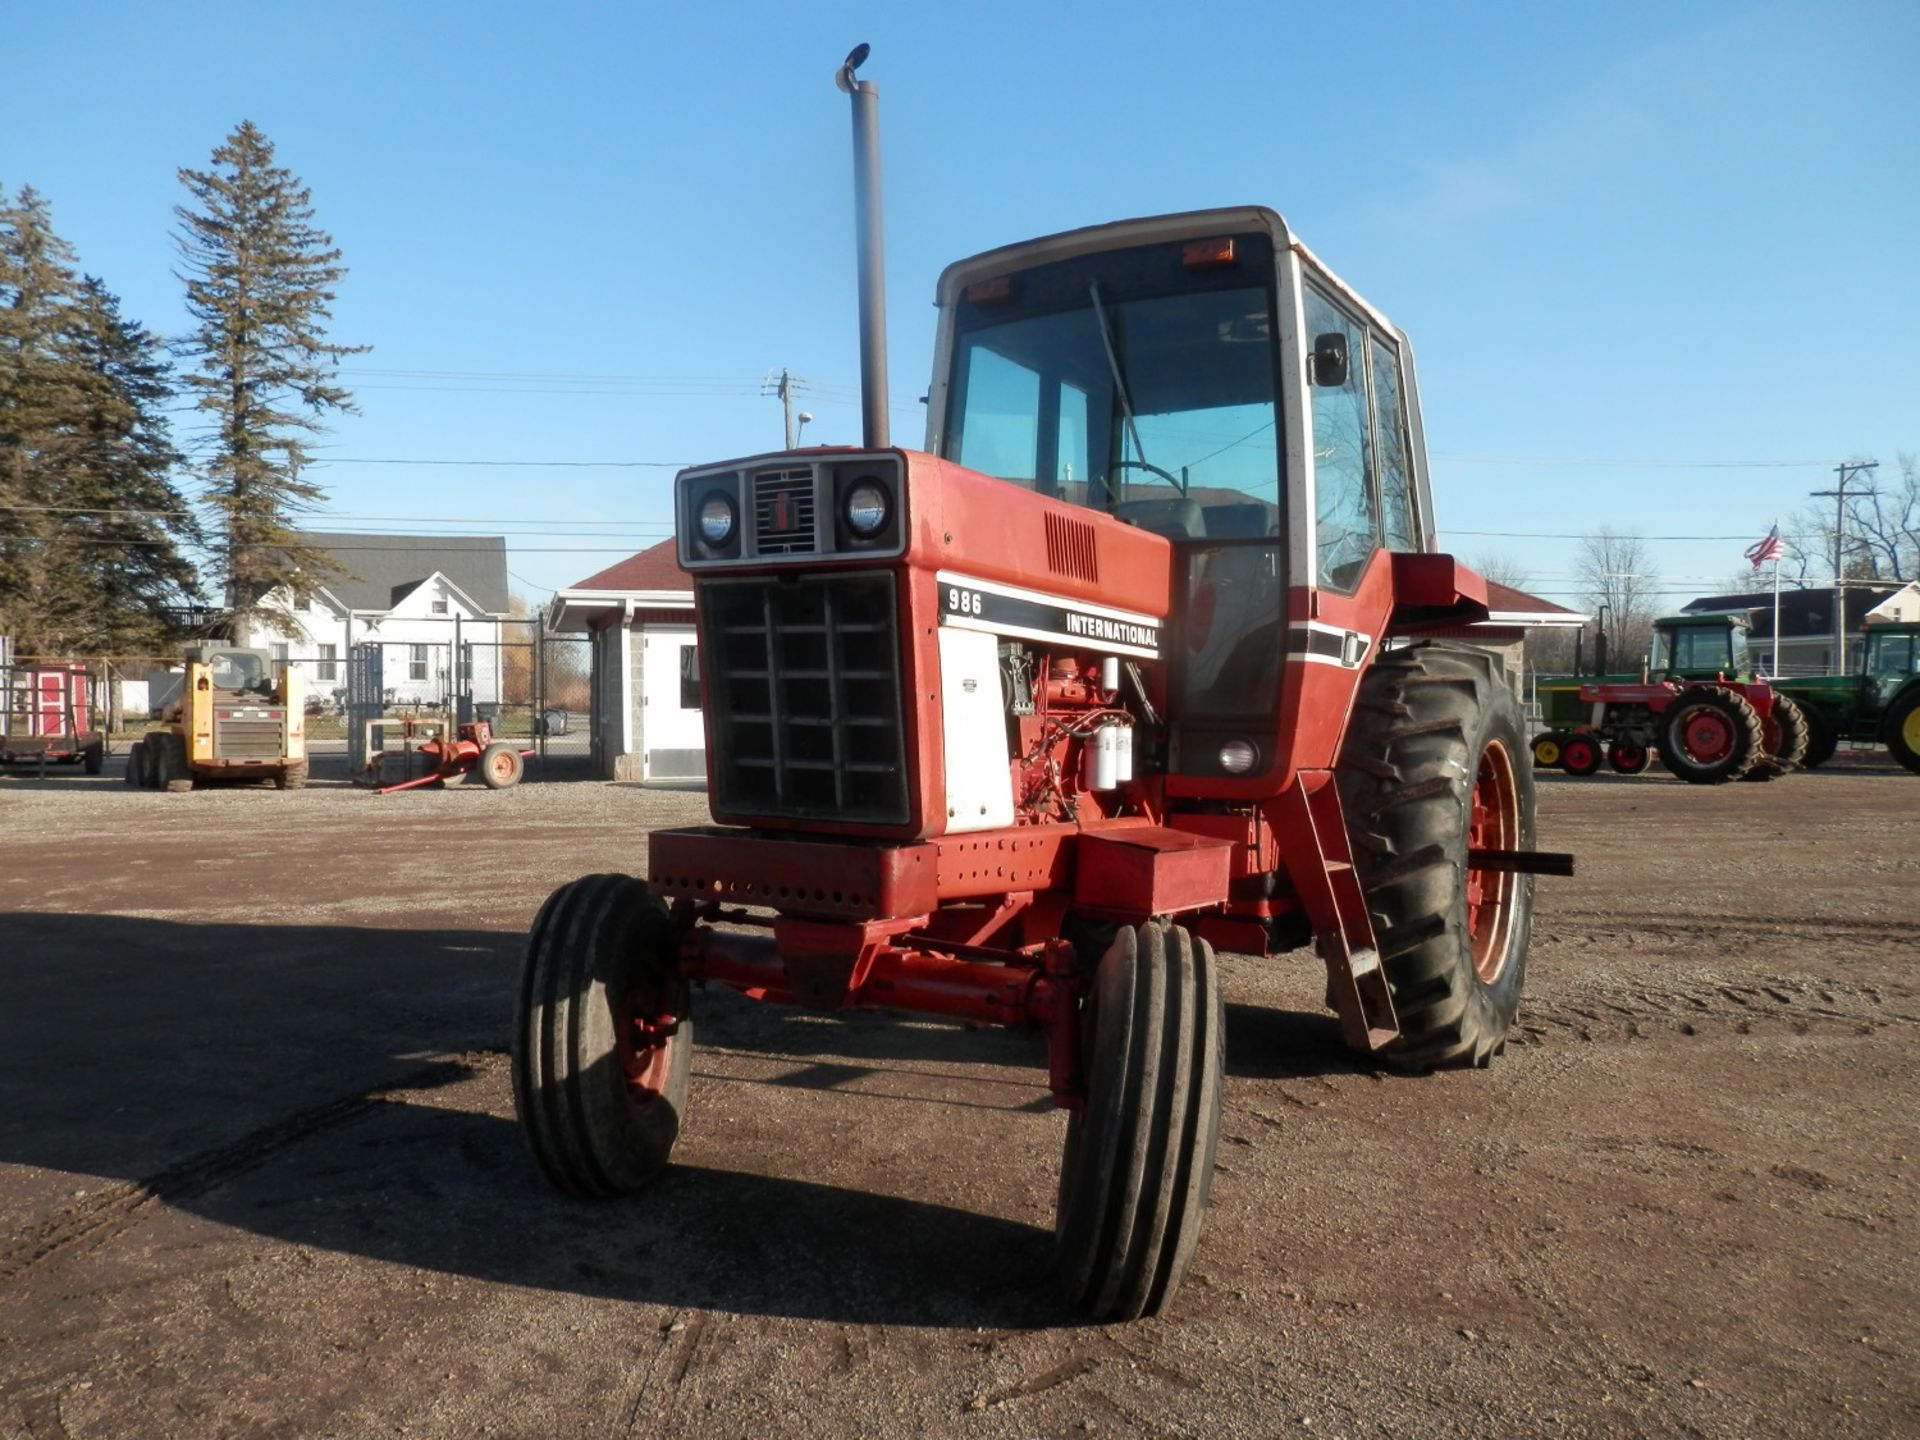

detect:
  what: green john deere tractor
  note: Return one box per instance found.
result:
[1769,621,1920,773]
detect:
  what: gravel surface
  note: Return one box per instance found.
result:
[1,755,1915,1438]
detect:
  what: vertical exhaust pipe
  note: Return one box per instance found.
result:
[837,44,889,450]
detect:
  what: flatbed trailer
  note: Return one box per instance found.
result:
[0,663,105,774]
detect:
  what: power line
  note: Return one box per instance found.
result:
[1432,453,1831,469]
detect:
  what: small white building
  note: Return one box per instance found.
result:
[547,540,702,782]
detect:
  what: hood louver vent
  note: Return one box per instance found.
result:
[1043,511,1099,584]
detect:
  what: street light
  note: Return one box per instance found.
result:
[796,411,814,445]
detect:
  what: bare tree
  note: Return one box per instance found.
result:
[1471,552,1532,591]
[1574,527,1659,655]
[1845,452,1918,583]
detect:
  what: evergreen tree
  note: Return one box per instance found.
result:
[64,277,203,652]
[0,185,90,652]
[174,121,365,624]
[0,187,202,656]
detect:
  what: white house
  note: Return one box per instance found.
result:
[231,533,514,709]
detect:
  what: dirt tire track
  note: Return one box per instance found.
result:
[0,1052,502,1285]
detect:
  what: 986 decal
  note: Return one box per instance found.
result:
[936,571,1160,660]
[945,585,984,617]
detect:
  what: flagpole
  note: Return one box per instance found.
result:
[1772,539,1782,676]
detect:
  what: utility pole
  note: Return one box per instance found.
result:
[761,368,809,449]
[1811,459,1879,676]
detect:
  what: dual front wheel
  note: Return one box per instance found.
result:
[511,875,1226,1321]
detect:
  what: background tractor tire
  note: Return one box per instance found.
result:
[1885,689,1920,775]
[1056,920,1223,1323]
[83,742,104,775]
[1800,709,1838,769]
[1745,694,1811,781]
[1609,741,1650,774]
[124,740,145,786]
[480,742,525,790]
[1656,688,1763,784]
[1560,733,1605,777]
[1336,643,1534,1070]
[512,874,692,1198]
[274,759,309,791]
[149,733,191,792]
[1531,733,1566,769]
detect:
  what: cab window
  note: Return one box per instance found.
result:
[1369,334,1418,551]
[1305,285,1376,589]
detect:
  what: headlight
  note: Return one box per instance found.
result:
[1218,739,1258,774]
[698,491,736,545]
[843,479,890,537]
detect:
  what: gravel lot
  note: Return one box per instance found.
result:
[1,754,1915,1438]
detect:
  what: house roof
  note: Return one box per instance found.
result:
[1682,585,1899,641]
[295,532,511,615]
[567,539,690,594]
[1482,581,1587,627]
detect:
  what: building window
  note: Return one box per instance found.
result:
[317,643,338,682]
[431,600,449,615]
[410,644,428,681]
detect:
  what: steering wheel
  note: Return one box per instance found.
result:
[1110,459,1183,491]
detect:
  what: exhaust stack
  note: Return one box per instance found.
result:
[837,43,889,450]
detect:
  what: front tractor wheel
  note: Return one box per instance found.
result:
[512,874,693,1198]
[1609,740,1650,775]
[1560,732,1605,777]
[1056,921,1224,1322]
[1336,643,1535,1069]
[1656,688,1763,784]
[1530,732,1565,769]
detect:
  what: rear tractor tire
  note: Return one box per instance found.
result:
[512,874,693,1198]
[1336,643,1535,1070]
[1886,689,1920,776]
[274,759,309,791]
[154,732,192,793]
[1656,687,1763,784]
[1056,920,1224,1322]
[1560,732,1605,778]
[1744,693,1810,782]
[480,741,524,790]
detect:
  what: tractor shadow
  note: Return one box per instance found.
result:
[0,912,1062,1328]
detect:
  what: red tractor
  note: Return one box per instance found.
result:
[513,48,1567,1321]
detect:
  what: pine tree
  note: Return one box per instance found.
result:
[175,122,366,625]
[64,277,203,653]
[0,185,89,652]
[1,187,203,656]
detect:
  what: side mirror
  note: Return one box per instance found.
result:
[1311,332,1349,387]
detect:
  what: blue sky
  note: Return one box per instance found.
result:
[5,0,1915,608]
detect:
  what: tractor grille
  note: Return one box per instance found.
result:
[753,468,816,554]
[699,572,908,825]
[214,707,286,760]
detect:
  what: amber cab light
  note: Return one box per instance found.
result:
[967,275,1015,305]
[1181,237,1238,270]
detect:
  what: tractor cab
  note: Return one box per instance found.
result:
[1648,615,1751,681]
[186,645,277,698]
[1863,622,1920,690]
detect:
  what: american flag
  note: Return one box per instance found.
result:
[1745,524,1784,569]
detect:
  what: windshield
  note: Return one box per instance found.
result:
[943,249,1281,542]
[1867,630,1917,683]
[1652,625,1735,674]
[209,651,268,691]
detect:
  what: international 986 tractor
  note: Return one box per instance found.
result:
[512,47,1569,1321]
[1531,614,1809,782]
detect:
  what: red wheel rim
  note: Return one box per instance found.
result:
[1565,738,1597,770]
[1465,740,1519,984]
[1614,744,1645,770]
[1679,707,1735,762]
[613,975,677,1099]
